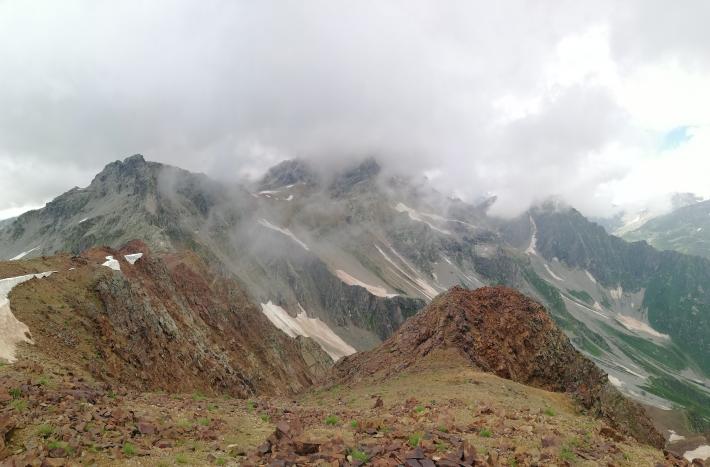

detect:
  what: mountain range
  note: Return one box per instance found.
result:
[1,154,709,464]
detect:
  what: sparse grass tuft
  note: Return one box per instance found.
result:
[11,400,27,412]
[349,448,369,462]
[408,432,422,447]
[325,415,339,426]
[192,392,206,401]
[197,417,210,426]
[479,428,492,438]
[246,400,256,412]
[414,405,425,414]
[260,414,270,423]
[36,424,54,438]
[544,407,556,417]
[8,387,21,399]
[175,453,189,464]
[559,445,575,461]
[122,442,136,457]
[350,420,358,429]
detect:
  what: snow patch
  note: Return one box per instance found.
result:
[684,445,710,461]
[394,203,451,235]
[615,315,670,340]
[0,272,54,362]
[285,194,294,201]
[124,253,143,265]
[610,286,623,300]
[260,301,356,360]
[79,217,89,224]
[10,246,40,261]
[376,245,438,300]
[608,375,624,387]
[101,256,121,271]
[335,270,396,298]
[585,270,597,283]
[668,430,686,442]
[257,219,309,251]
[543,263,565,282]
[526,216,538,255]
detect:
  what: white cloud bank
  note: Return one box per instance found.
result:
[1,0,709,218]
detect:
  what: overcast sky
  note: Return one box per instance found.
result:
[1,0,709,219]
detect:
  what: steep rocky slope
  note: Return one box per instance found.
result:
[0,242,331,398]
[335,286,664,449]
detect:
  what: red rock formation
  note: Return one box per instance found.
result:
[335,286,664,448]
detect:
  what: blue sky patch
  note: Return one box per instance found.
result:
[661,125,693,151]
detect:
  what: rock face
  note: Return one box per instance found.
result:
[335,286,665,448]
[7,241,332,397]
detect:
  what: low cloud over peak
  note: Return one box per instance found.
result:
[1,0,710,219]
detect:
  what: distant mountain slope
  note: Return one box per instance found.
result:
[623,199,710,259]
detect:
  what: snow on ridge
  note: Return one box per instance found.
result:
[101,256,121,271]
[615,314,670,340]
[668,430,686,443]
[10,246,39,261]
[0,272,54,362]
[285,195,294,201]
[79,217,89,224]
[394,203,451,235]
[257,219,310,251]
[260,301,356,361]
[124,253,143,265]
[335,269,397,298]
[585,270,597,283]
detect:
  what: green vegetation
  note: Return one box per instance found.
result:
[122,442,137,457]
[479,428,492,438]
[246,400,256,412]
[414,405,425,414]
[36,424,54,438]
[325,415,339,426]
[559,445,575,461]
[600,322,688,372]
[191,392,206,401]
[197,417,210,426]
[408,432,422,447]
[348,448,369,462]
[544,407,555,417]
[8,387,21,399]
[175,453,189,464]
[11,400,27,412]
[566,289,593,304]
[350,420,358,429]
[641,375,710,432]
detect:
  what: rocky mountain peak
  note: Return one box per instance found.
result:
[335,286,664,447]
[258,158,319,191]
[329,157,381,196]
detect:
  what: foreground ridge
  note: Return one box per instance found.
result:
[334,286,665,449]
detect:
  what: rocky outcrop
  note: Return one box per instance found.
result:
[8,242,332,398]
[334,286,665,448]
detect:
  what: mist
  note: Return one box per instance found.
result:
[1,0,710,218]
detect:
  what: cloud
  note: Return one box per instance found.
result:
[0,0,709,218]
